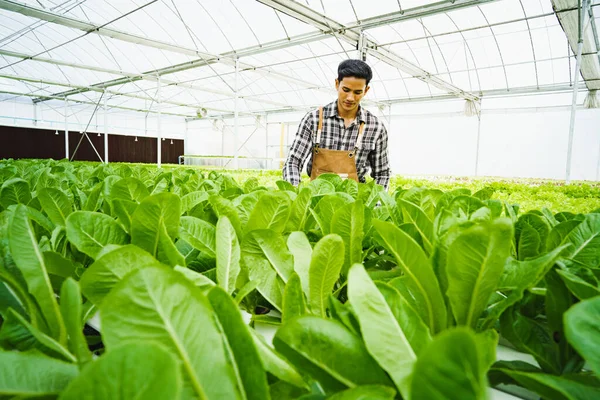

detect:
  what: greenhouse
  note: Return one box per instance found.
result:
[0,0,599,399]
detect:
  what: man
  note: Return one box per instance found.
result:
[283,59,390,189]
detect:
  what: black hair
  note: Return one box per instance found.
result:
[337,59,373,86]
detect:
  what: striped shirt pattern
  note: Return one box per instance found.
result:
[283,101,390,188]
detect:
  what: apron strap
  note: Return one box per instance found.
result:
[355,121,366,150]
[315,106,364,154]
[315,106,324,147]
[348,121,366,157]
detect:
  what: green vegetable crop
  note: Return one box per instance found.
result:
[0,158,599,399]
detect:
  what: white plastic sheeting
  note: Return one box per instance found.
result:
[1,0,598,117]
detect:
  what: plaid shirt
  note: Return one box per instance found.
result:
[283,101,390,189]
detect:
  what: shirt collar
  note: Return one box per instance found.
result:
[323,101,366,124]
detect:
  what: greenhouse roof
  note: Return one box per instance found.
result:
[0,0,599,118]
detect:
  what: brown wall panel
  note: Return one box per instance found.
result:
[0,126,65,160]
[108,136,184,164]
[162,138,184,164]
[69,131,105,162]
[109,135,156,163]
[1,125,183,164]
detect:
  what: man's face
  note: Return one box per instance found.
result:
[335,76,370,114]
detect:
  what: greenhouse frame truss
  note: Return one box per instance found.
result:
[0,0,599,178]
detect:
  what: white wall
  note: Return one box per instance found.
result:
[388,111,479,177]
[385,92,600,181]
[477,108,599,180]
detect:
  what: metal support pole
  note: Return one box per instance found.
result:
[221,122,225,168]
[157,75,162,168]
[234,57,240,170]
[265,114,269,169]
[184,119,188,165]
[33,103,37,127]
[566,0,590,183]
[280,123,285,170]
[596,135,600,181]
[357,31,368,61]
[286,123,291,164]
[64,98,69,159]
[475,104,482,177]
[103,91,108,163]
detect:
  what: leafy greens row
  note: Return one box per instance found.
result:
[0,158,599,399]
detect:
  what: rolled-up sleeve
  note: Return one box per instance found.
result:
[368,124,391,189]
[283,112,314,186]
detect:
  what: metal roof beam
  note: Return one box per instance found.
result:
[1,73,292,113]
[388,83,590,103]
[0,49,139,79]
[346,0,502,31]
[232,0,503,60]
[0,0,334,102]
[585,3,600,77]
[37,55,326,104]
[0,73,239,114]
[0,49,234,97]
[256,0,479,101]
[0,50,291,108]
[0,90,192,117]
[552,0,600,90]
[0,0,499,106]
[0,0,218,60]
[202,83,590,119]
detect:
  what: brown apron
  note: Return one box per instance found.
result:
[310,106,365,182]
